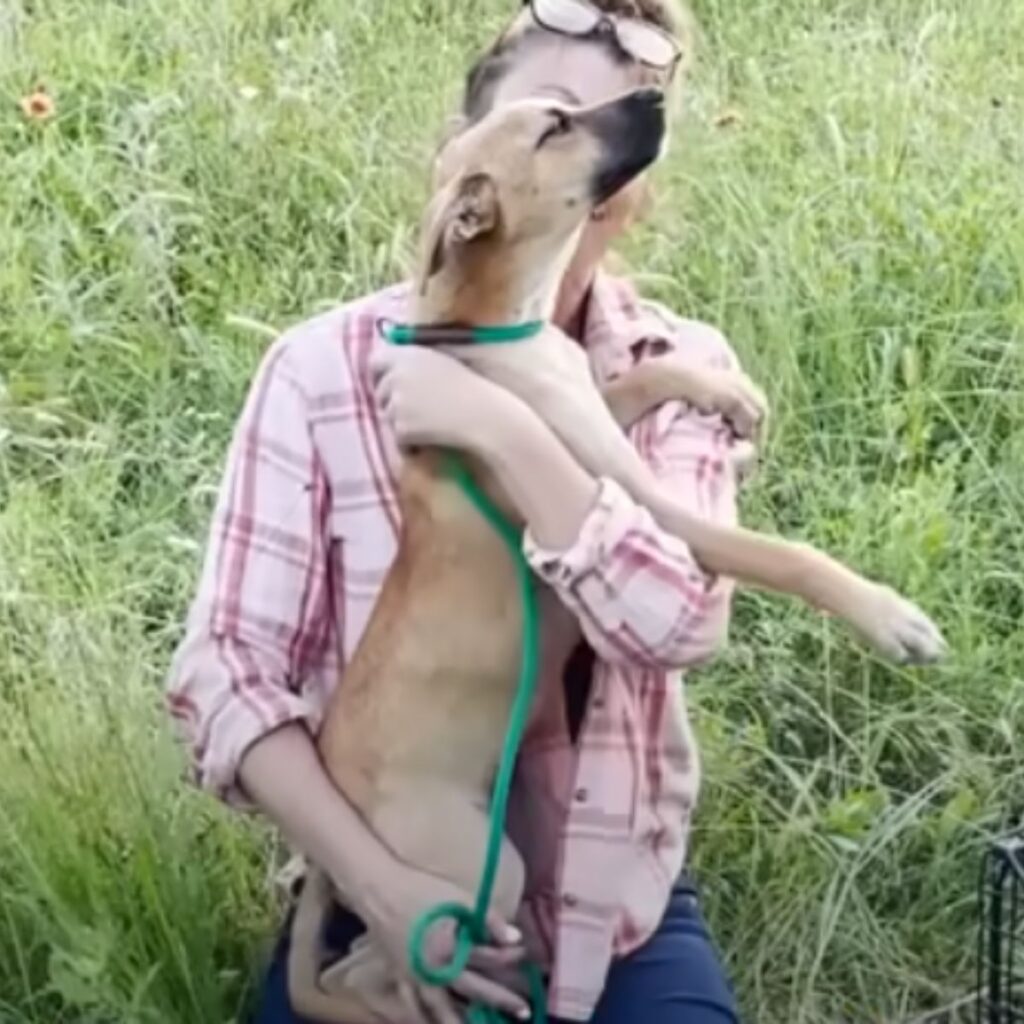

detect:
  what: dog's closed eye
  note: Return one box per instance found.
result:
[536,109,573,149]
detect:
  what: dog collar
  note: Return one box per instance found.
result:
[378,318,545,347]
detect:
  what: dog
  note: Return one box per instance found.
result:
[286,88,946,1023]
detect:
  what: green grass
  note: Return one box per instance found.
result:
[1,0,1021,1020]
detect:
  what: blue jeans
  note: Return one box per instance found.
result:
[252,875,740,1023]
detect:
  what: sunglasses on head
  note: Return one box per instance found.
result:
[524,0,682,71]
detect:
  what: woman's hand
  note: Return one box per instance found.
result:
[346,853,530,1023]
[371,343,527,456]
[239,725,531,1022]
[371,336,602,550]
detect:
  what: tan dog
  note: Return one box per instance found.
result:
[287,88,946,1022]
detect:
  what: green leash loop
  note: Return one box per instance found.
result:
[383,320,548,1023]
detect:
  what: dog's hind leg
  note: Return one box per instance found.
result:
[286,867,382,1024]
[286,786,526,1023]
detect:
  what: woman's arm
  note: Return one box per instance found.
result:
[239,724,395,909]
[373,342,602,551]
[374,339,740,669]
[241,726,531,1020]
[165,334,399,907]
[168,333,527,1018]
[165,337,332,804]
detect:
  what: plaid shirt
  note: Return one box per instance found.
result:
[166,271,741,1021]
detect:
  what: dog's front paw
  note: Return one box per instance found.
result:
[850,585,948,665]
[683,365,769,441]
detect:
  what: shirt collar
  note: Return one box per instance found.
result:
[578,270,676,384]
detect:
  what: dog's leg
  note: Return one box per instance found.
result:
[601,355,768,438]
[601,359,944,662]
[319,936,386,996]
[456,339,945,663]
[320,939,412,1024]
[291,900,423,1024]
[288,785,526,1024]
[286,867,383,1024]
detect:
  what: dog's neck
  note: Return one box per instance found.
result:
[412,233,581,330]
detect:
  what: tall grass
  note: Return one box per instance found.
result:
[1,0,1021,1021]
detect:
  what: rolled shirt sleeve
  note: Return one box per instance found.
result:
[165,338,332,806]
[523,385,740,671]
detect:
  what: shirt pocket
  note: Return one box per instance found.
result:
[327,506,398,650]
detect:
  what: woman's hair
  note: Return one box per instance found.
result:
[461,0,693,122]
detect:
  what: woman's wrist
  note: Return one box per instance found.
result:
[238,723,398,916]
[330,841,401,923]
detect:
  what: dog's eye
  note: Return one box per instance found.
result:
[536,110,572,149]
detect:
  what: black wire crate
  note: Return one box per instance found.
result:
[979,835,1024,1023]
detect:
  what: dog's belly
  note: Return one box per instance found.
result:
[320,456,525,816]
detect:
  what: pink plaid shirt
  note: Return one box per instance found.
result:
[166,271,741,1020]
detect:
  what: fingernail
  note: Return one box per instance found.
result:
[505,925,522,944]
[517,1006,530,1020]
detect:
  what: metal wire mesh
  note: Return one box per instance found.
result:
[978,836,1024,1023]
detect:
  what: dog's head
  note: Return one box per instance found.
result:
[418,88,666,317]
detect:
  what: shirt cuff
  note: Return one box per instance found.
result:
[522,476,637,588]
[200,693,321,811]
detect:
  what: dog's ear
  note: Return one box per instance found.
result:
[448,172,498,244]
[424,172,499,280]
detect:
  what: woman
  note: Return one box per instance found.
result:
[166,2,752,1021]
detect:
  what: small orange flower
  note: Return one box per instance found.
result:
[20,86,55,121]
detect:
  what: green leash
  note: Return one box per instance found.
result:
[383,319,548,1024]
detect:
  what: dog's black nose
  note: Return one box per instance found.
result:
[618,88,666,122]
[622,87,666,146]
[585,84,671,202]
[629,87,666,109]
[586,87,668,205]
[620,88,666,140]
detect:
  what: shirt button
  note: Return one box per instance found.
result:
[574,787,589,804]
[562,893,578,909]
